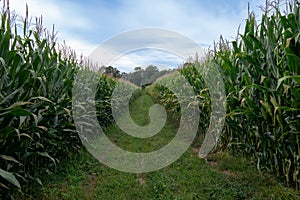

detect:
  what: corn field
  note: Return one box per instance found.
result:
[1,0,300,198]
[0,3,117,198]
[221,1,300,189]
[152,1,300,189]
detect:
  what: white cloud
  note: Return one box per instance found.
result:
[9,0,268,71]
[111,0,247,45]
[88,28,204,72]
[60,37,97,56]
[112,49,184,73]
[10,0,96,56]
[11,0,93,30]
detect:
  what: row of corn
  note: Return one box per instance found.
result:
[151,1,299,189]
[0,3,118,198]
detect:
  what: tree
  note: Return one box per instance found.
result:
[104,66,121,78]
[134,66,142,71]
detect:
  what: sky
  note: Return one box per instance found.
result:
[10,0,266,72]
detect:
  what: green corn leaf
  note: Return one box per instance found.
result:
[0,89,21,105]
[9,108,31,116]
[292,75,300,84]
[35,177,43,186]
[0,169,21,189]
[0,182,9,189]
[1,101,32,111]
[260,100,272,117]
[0,155,22,165]
[0,107,31,117]
[19,133,33,141]
[30,96,54,104]
[37,152,56,165]
[270,96,278,108]
[277,75,300,90]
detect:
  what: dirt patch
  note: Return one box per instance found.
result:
[136,174,146,185]
[203,153,238,178]
[192,147,199,154]
[206,160,217,167]
[222,170,237,177]
[83,173,98,195]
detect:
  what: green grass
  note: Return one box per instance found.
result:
[25,93,300,200]
[106,91,178,153]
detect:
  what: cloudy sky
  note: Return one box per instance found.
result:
[11,0,265,72]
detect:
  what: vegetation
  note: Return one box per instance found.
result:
[151,0,300,189]
[123,65,175,87]
[0,0,299,199]
[218,1,300,189]
[31,93,300,199]
[0,3,117,198]
[101,65,123,78]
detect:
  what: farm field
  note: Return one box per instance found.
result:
[34,92,300,199]
[0,0,300,199]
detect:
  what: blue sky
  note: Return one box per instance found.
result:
[12,0,265,72]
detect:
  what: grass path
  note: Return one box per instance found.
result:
[35,92,300,200]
